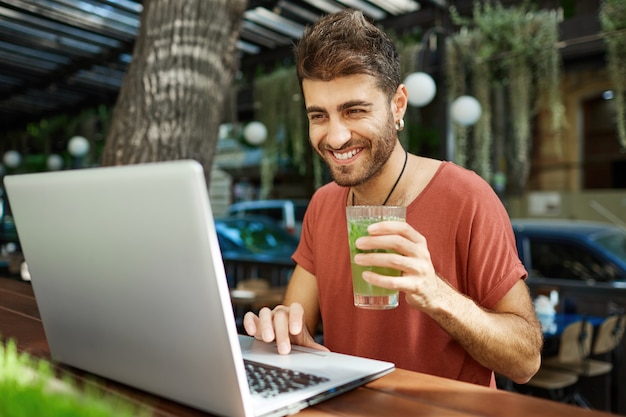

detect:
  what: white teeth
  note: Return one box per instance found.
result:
[333,149,360,160]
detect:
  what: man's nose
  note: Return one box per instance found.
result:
[326,118,351,149]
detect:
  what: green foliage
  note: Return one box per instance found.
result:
[0,105,112,170]
[447,0,562,193]
[253,66,322,196]
[600,0,626,149]
[0,338,149,417]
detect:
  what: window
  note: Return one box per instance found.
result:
[582,94,626,189]
[529,239,622,282]
[242,207,283,222]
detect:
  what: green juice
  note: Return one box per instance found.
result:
[347,218,401,309]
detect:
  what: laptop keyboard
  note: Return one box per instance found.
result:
[245,360,330,399]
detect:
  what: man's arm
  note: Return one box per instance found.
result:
[281,265,322,336]
[243,265,327,354]
[421,279,542,384]
[355,221,543,384]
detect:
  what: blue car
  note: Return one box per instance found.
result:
[215,215,299,288]
[215,215,299,263]
[511,219,626,287]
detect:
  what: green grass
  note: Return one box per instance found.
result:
[0,338,150,417]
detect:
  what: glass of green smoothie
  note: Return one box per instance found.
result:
[346,205,406,309]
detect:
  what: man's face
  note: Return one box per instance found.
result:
[302,74,402,187]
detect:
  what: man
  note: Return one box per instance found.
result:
[244,9,542,388]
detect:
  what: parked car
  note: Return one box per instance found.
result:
[227,199,309,236]
[511,218,626,287]
[215,215,299,262]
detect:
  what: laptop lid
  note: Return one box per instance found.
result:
[4,160,394,417]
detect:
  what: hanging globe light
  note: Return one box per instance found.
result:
[403,72,437,107]
[3,150,21,168]
[47,154,64,171]
[68,136,90,157]
[243,121,268,146]
[450,96,482,126]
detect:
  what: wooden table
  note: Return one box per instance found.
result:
[0,277,619,417]
[230,287,286,310]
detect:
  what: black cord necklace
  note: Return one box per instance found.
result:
[352,148,408,206]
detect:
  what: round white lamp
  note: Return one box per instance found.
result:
[403,72,437,107]
[243,121,268,146]
[47,154,64,171]
[3,150,21,168]
[68,136,90,157]
[450,96,482,126]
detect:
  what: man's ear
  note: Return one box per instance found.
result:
[393,84,409,121]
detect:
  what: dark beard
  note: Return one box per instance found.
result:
[322,121,397,187]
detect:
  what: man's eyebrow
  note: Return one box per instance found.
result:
[338,100,372,111]
[306,105,325,114]
[306,100,373,114]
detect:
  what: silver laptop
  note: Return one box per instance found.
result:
[4,160,394,417]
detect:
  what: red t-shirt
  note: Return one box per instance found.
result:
[292,161,526,387]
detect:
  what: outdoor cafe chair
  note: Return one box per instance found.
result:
[524,366,579,403]
[526,320,591,407]
[541,315,626,409]
[591,314,625,358]
[545,315,624,377]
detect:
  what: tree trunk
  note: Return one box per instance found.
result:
[101,0,247,183]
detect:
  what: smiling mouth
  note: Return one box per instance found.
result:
[333,148,362,160]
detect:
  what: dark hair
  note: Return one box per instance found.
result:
[294,9,401,100]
